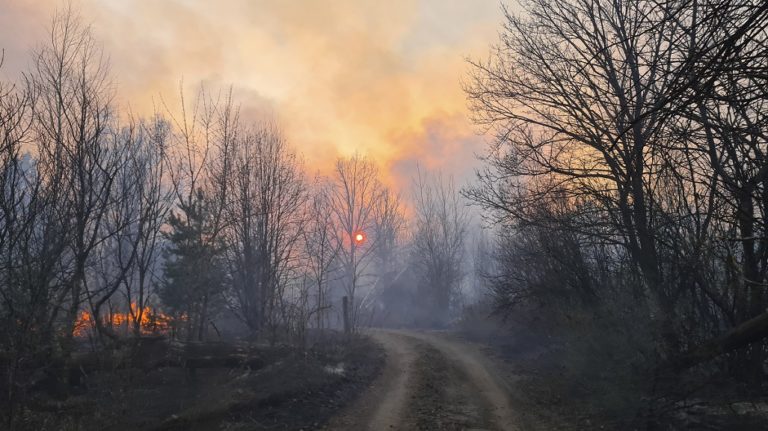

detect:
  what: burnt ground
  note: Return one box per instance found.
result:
[498,348,768,430]
[457,318,768,431]
[12,334,384,431]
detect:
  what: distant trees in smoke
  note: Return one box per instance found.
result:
[465,0,768,405]
[411,168,469,326]
[0,8,479,425]
[328,155,385,330]
[301,178,340,332]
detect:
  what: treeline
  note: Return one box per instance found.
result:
[0,7,474,427]
[465,0,768,413]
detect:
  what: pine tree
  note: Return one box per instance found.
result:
[161,189,224,341]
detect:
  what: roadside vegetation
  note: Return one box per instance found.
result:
[462,0,768,428]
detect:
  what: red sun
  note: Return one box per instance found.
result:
[354,232,366,244]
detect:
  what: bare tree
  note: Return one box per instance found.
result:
[82,124,143,343]
[411,168,469,326]
[28,6,124,354]
[0,55,68,428]
[217,119,306,340]
[372,188,406,282]
[465,0,768,385]
[302,177,341,330]
[80,117,173,340]
[123,117,173,335]
[329,154,384,331]
[673,0,768,376]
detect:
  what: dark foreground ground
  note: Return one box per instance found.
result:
[16,329,515,431]
[7,333,384,431]
[457,313,768,431]
[13,322,768,430]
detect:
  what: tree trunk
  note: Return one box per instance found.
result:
[670,310,768,371]
[342,296,351,335]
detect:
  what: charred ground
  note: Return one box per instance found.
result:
[9,333,383,431]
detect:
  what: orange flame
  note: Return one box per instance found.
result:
[73,303,174,337]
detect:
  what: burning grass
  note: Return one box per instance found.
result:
[73,304,175,337]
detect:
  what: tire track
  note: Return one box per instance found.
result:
[325,329,517,430]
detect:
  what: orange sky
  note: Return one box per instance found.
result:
[0,0,504,189]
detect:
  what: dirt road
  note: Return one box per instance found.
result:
[326,329,518,431]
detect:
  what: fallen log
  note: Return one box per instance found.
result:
[670,310,768,371]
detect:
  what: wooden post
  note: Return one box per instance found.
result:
[342,296,351,334]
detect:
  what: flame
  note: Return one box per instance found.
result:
[73,303,175,337]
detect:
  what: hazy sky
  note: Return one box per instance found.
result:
[0,0,504,189]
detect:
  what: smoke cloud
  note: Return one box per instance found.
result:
[0,0,502,188]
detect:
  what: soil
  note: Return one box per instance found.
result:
[325,329,518,430]
[406,342,495,430]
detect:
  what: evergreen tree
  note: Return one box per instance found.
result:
[161,189,225,341]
